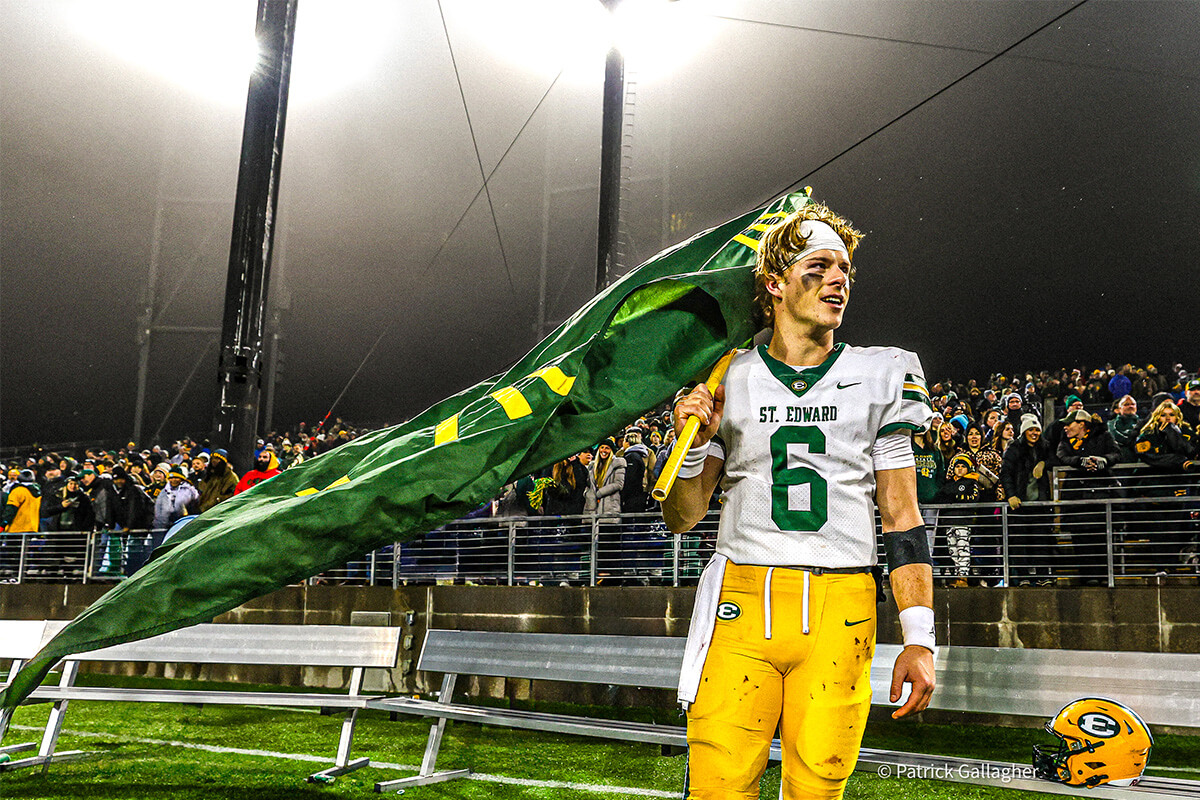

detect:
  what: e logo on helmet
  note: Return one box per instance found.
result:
[1078,712,1121,738]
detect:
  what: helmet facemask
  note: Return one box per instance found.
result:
[1032,725,1107,787]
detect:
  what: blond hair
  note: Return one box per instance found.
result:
[753,201,863,328]
[1141,400,1181,436]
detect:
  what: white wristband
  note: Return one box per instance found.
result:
[676,440,711,479]
[899,605,937,657]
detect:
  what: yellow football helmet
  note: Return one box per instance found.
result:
[1033,697,1153,787]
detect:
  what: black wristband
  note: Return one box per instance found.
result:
[883,524,931,569]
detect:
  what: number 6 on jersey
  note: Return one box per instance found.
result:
[770,425,828,532]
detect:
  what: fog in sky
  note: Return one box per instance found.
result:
[2,0,1198,450]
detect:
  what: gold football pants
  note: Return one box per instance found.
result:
[685,562,876,799]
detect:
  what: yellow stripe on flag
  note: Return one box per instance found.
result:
[435,414,460,445]
[733,233,761,250]
[295,475,351,497]
[491,386,533,420]
[532,367,575,396]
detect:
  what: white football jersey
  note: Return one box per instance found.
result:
[708,343,932,568]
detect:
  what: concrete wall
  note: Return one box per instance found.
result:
[4,584,1198,709]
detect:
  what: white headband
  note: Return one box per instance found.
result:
[786,220,849,267]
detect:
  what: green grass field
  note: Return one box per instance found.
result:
[2,677,1197,799]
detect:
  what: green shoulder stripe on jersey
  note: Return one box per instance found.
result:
[903,389,934,410]
[879,421,923,437]
[757,343,846,399]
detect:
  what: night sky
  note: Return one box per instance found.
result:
[2,0,1198,450]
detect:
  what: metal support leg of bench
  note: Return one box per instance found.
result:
[0,666,38,766]
[36,660,84,774]
[308,667,371,783]
[375,673,469,793]
[0,658,25,750]
[0,698,37,760]
[0,742,35,757]
[0,749,95,773]
[1,661,90,773]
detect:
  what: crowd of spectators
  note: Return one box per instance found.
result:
[908,363,1200,587]
[492,360,1200,587]
[912,362,1199,498]
[3,363,1197,585]
[0,418,368,579]
[489,361,1199,520]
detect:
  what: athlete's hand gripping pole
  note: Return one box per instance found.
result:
[652,350,736,502]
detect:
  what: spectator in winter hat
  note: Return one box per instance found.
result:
[1046,395,1085,458]
[197,449,237,513]
[1000,414,1053,585]
[1178,378,1200,430]
[1058,410,1120,476]
[147,462,170,499]
[279,440,304,469]
[111,466,154,532]
[154,466,200,532]
[1002,392,1026,429]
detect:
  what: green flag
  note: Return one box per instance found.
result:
[0,190,812,720]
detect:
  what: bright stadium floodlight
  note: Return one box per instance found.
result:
[64,0,401,106]
[463,0,715,82]
[66,0,259,105]
[607,0,717,79]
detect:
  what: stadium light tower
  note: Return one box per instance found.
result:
[595,0,625,294]
[594,0,685,292]
[211,0,298,472]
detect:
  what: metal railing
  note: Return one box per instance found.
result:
[1050,463,1193,502]
[0,528,161,584]
[1,472,1194,588]
[359,512,720,588]
[921,494,1198,587]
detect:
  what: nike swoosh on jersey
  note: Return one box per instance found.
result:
[836,381,862,389]
[844,618,870,627]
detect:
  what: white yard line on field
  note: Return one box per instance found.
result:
[460,771,677,796]
[11,725,679,796]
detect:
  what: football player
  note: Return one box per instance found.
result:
[663,201,936,799]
